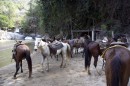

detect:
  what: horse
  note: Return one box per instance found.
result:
[102,45,130,86]
[12,41,32,79]
[74,37,85,54]
[63,38,83,58]
[34,39,71,71]
[84,37,102,74]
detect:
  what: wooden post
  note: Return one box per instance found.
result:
[112,31,114,38]
[92,29,94,41]
[71,30,73,39]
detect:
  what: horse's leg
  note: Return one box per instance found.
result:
[93,56,98,68]
[60,53,63,68]
[14,62,20,79]
[25,52,32,78]
[63,54,67,68]
[76,48,79,54]
[20,61,23,73]
[82,48,85,58]
[55,55,58,61]
[87,55,92,75]
[74,48,76,54]
[62,50,67,68]
[46,56,49,71]
[120,77,129,86]
[102,59,105,70]
[74,47,78,54]
[42,54,49,72]
[71,47,73,58]
[105,69,111,86]
[41,55,45,72]
[84,54,88,71]
[120,72,129,86]
[50,54,53,58]
[84,48,90,71]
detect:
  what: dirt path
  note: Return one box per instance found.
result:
[0,50,129,86]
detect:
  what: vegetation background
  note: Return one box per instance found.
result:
[1,0,130,38]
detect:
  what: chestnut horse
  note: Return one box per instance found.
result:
[12,42,32,79]
[102,45,130,86]
[84,38,102,74]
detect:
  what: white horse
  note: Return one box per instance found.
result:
[34,38,71,71]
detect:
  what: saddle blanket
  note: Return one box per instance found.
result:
[48,43,63,55]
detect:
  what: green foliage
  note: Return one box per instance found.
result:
[21,0,130,36]
[0,14,9,27]
[37,0,105,35]
[101,24,107,30]
[0,0,29,30]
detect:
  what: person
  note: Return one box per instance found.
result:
[102,36,108,42]
[117,38,121,42]
[121,36,127,43]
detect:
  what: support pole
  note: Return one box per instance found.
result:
[112,31,114,38]
[92,29,94,41]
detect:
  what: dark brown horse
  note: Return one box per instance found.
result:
[12,42,32,79]
[102,45,130,86]
[84,38,102,74]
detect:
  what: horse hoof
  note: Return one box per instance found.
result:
[28,76,32,78]
[63,65,66,68]
[41,70,45,73]
[88,72,91,75]
[88,71,91,75]
[94,63,97,68]
[60,65,63,68]
[82,70,87,72]
[46,69,49,72]
[13,77,17,79]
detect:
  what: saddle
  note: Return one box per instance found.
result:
[110,42,128,48]
[48,43,63,55]
[12,43,24,59]
[101,45,128,59]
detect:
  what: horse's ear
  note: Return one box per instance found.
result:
[42,39,46,42]
[19,41,22,43]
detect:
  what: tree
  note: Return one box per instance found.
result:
[0,0,30,30]
[0,14,9,28]
[22,0,130,36]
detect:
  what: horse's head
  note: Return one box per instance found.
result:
[34,38,48,51]
[34,38,41,51]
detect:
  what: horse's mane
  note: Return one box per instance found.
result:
[84,38,92,45]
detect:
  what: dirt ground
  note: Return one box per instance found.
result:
[0,49,129,86]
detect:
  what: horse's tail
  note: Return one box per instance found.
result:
[111,55,121,86]
[25,50,32,78]
[67,44,71,59]
[84,46,90,70]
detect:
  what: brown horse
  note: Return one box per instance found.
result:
[102,45,130,86]
[12,42,32,79]
[84,38,102,74]
[63,38,80,58]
